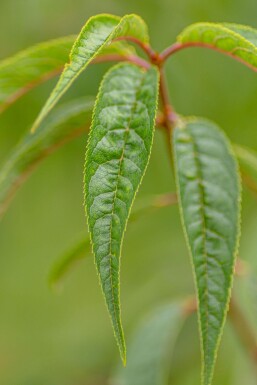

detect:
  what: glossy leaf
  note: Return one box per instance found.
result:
[0,97,94,219]
[173,118,241,385]
[113,303,185,385]
[84,62,159,364]
[32,13,149,131]
[0,36,75,113]
[178,22,257,71]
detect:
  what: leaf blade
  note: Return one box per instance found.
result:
[84,62,159,364]
[0,97,94,219]
[32,13,149,131]
[173,118,241,385]
[113,302,185,385]
[177,22,257,71]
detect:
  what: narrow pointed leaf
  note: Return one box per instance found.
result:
[84,62,159,364]
[49,236,91,288]
[32,13,149,131]
[113,303,185,385]
[49,193,177,287]
[178,23,257,71]
[0,97,94,219]
[0,36,75,113]
[173,118,241,385]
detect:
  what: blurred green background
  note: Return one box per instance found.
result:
[1,1,257,384]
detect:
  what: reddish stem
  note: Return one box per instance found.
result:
[160,41,257,73]
[92,53,150,69]
[113,36,157,61]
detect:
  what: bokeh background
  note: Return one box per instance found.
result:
[1,1,257,384]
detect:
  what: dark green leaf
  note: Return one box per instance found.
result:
[173,118,241,385]
[84,62,159,364]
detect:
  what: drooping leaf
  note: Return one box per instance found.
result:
[49,193,177,288]
[84,62,159,364]
[32,13,149,131]
[177,22,257,71]
[0,35,135,115]
[0,97,94,219]
[49,235,91,289]
[112,303,185,385]
[0,36,75,113]
[233,144,257,195]
[173,118,241,385]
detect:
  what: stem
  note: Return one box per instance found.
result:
[92,53,150,69]
[160,41,257,73]
[113,36,157,60]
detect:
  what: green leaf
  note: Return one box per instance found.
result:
[0,36,75,113]
[113,303,185,385]
[177,22,257,71]
[49,235,91,289]
[173,118,241,385]
[49,193,177,288]
[84,62,159,364]
[234,143,257,178]
[0,97,94,219]
[32,13,149,131]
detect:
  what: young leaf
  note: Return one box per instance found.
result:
[0,97,94,219]
[32,13,149,131]
[173,118,241,385]
[177,23,257,71]
[0,36,75,113]
[84,62,159,364]
[113,303,185,385]
[49,235,91,289]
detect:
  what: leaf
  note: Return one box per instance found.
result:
[49,193,177,288]
[0,36,75,113]
[84,62,159,364]
[49,235,91,289]
[0,97,94,219]
[173,118,241,385]
[233,144,257,196]
[112,302,185,385]
[177,22,257,71]
[32,13,149,131]
[0,35,135,115]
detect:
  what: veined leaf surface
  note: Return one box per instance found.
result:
[0,97,94,219]
[177,22,257,71]
[84,62,159,364]
[113,303,185,385]
[0,36,75,113]
[173,118,241,385]
[32,13,149,131]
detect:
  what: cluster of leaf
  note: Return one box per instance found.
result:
[1,12,257,385]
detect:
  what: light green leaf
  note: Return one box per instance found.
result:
[0,36,75,113]
[113,303,185,385]
[0,97,94,219]
[173,118,241,385]
[32,13,149,131]
[233,144,257,196]
[49,235,91,289]
[84,62,159,364]
[178,22,257,71]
